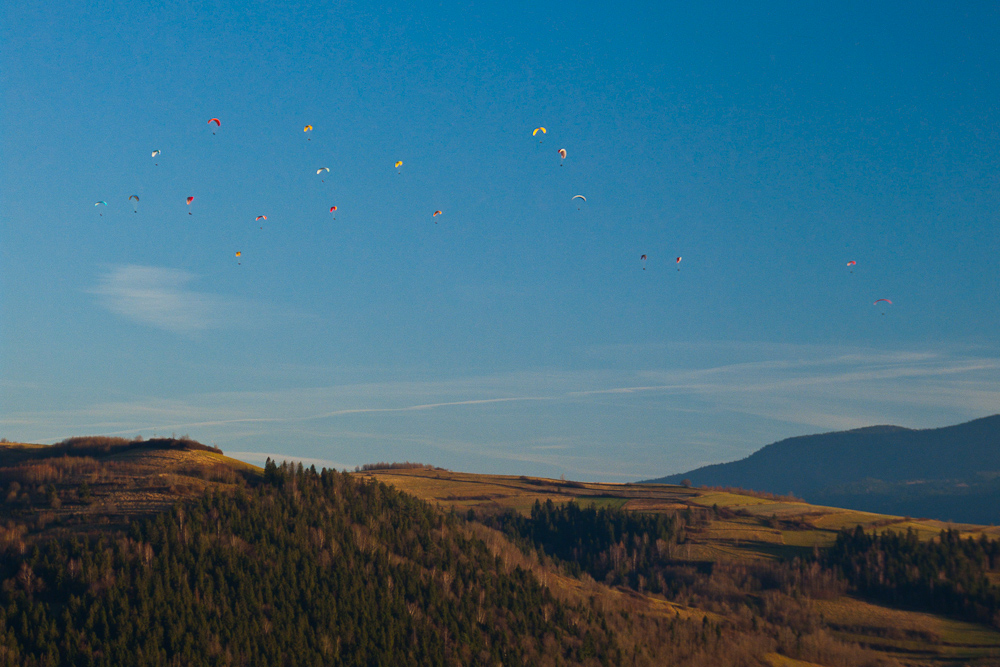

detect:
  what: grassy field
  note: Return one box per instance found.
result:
[365,467,1000,666]
[363,468,1000,561]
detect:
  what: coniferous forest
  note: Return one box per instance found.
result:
[1,447,999,666]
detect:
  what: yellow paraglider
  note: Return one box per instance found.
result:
[395,160,403,174]
[235,251,242,265]
[304,125,313,140]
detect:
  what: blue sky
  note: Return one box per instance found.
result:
[3,2,998,479]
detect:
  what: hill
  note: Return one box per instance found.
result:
[642,415,1000,524]
[3,438,1000,665]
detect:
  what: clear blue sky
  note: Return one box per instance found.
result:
[3,1,998,479]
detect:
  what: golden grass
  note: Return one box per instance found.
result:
[764,654,826,667]
[365,469,999,565]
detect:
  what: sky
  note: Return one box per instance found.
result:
[2,1,998,480]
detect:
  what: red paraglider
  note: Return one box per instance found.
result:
[186,196,194,214]
[208,118,220,135]
[330,206,337,219]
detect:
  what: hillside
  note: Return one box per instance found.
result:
[3,438,1000,665]
[642,415,1000,524]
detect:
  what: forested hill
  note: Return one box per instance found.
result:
[643,415,1000,524]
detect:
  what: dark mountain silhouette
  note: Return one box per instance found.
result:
[643,415,1000,524]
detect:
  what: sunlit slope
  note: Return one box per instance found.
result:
[362,468,1000,561]
[0,437,261,536]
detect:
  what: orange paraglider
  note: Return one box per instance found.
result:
[208,118,220,134]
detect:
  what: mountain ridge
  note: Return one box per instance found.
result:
[642,414,1000,523]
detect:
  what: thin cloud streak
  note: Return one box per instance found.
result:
[3,345,998,478]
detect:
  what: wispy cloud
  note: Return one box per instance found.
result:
[3,344,998,480]
[89,265,237,333]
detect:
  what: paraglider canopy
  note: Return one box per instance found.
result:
[433,210,442,217]
[572,195,586,201]
[846,261,857,266]
[533,127,546,136]
[558,148,566,159]
[151,150,160,157]
[395,161,403,168]
[255,215,266,221]
[186,197,194,204]
[874,299,892,305]
[317,167,329,174]
[304,125,313,132]
[330,206,337,212]
[208,118,221,126]
[95,201,107,206]
[129,195,139,202]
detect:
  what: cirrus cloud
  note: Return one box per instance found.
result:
[89,265,237,333]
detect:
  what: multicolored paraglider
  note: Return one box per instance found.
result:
[676,257,682,271]
[208,118,220,134]
[186,196,194,214]
[129,195,139,212]
[256,215,266,228]
[330,206,337,219]
[847,260,856,274]
[95,201,107,216]
[572,194,586,209]
[433,210,442,222]
[558,148,566,165]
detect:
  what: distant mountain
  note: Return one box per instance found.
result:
[643,415,1000,524]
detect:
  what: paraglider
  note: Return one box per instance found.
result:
[847,260,856,274]
[304,125,313,139]
[256,214,266,228]
[235,251,241,265]
[317,167,329,182]
[330,206,337,219]
[433,210,442,222]
[186,196,194,214]
[129,195,139,212]
[533,127,546,143]
[874,298,892,315]
[641,254,647,270]
[558,148,566,165]
[95,201,107,216]
[151,150,160,165]
[208,118,220,134]
[572,194,586,209]
[395,160,403,174]
[676,257,682,271]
